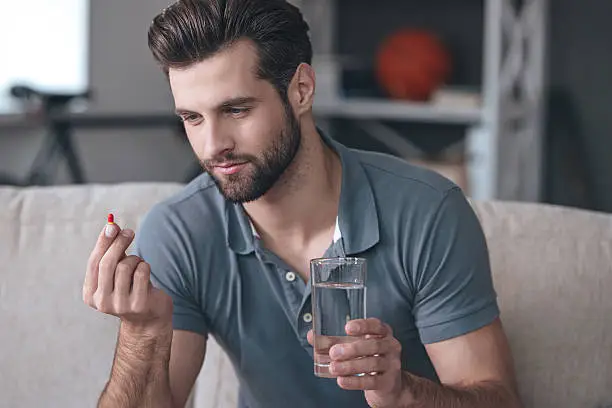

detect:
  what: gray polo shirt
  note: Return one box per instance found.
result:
[134,133,499,408]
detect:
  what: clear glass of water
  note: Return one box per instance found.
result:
[310,257,366,378]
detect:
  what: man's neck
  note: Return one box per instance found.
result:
[243,123,342,250]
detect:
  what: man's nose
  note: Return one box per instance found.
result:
[198,119,234,159]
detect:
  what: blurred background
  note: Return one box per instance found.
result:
[0,0,610,213]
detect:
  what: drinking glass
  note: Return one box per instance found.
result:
[310,257,367,378]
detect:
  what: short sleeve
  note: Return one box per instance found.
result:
[412,187,499,344]
[133,204,209,337]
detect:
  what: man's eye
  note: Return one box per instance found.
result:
[182,114,200,123]
[227,107,251,116]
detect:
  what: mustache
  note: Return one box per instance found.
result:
[201,153,256,168]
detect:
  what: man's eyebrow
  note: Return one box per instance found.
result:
[217,96,260,109]
[174,97,260,116]
[174,108,198,116]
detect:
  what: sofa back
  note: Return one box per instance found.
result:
[473,201,612,408]
[0,184,183,408]
[0,184,610,408]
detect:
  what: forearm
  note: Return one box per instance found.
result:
[401,372,522,408]
[98,322,176,408]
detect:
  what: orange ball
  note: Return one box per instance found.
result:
[376,29,452,101]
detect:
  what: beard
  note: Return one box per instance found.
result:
[200,103,301,204]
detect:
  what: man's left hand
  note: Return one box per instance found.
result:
[308,318,411,408]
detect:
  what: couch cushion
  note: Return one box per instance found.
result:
[0,183,185,408]
[472,200,612,408]
[1,184,610,408]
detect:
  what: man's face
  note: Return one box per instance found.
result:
[169,40,301,203]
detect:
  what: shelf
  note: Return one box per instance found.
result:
[0,110,179,130]
[312,97,483,124]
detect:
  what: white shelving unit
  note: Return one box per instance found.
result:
[293,0,548,202]
[313,97,482,124]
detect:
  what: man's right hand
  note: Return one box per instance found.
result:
[82,220,173,334]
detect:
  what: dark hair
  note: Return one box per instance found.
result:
[148,0,312,102]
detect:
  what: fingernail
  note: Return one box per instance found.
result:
[346,321,358,332]
[105,223,117,238]
[121,229,134,238]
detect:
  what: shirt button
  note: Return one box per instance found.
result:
[285,271,296,282]
[303,313,313,323]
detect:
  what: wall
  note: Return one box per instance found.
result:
[0,0,610,211]
[81,0,196,184]
[334,0,612,212]
[545,0,612,212]
[0,0,195,185]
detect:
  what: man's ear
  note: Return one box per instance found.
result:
[287,62,316,115]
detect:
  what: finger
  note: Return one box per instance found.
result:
[307,330,314,345]
[330,355,388,377]
[345,318,390,337]
[365,323,393,340]
[330,337,399,361]
[114,255,142,297]
[131,261,151,305]
[97,229,135,295]
[312,334,338,352]
[337,373,384,391]
[83,216,120,298]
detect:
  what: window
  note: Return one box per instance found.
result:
[0,0,89,112]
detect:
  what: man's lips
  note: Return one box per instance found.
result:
[212,162,248,175]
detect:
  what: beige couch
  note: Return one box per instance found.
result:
[1,183,611,408]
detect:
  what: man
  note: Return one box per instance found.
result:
[82,0,522,407]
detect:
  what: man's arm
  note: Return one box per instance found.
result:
[84,219,207,408]
[99,327,206,408]
[99,323,174,407]
[168,331,207,406]
[401,318,521,407]
[318,318,521,408]
[401,186,521,406]
[318,187,522,407]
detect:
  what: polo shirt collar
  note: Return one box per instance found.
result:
[329,134,380,255]
[226,131,380,256]
[226,202,256,255]
[248,216,342,244]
